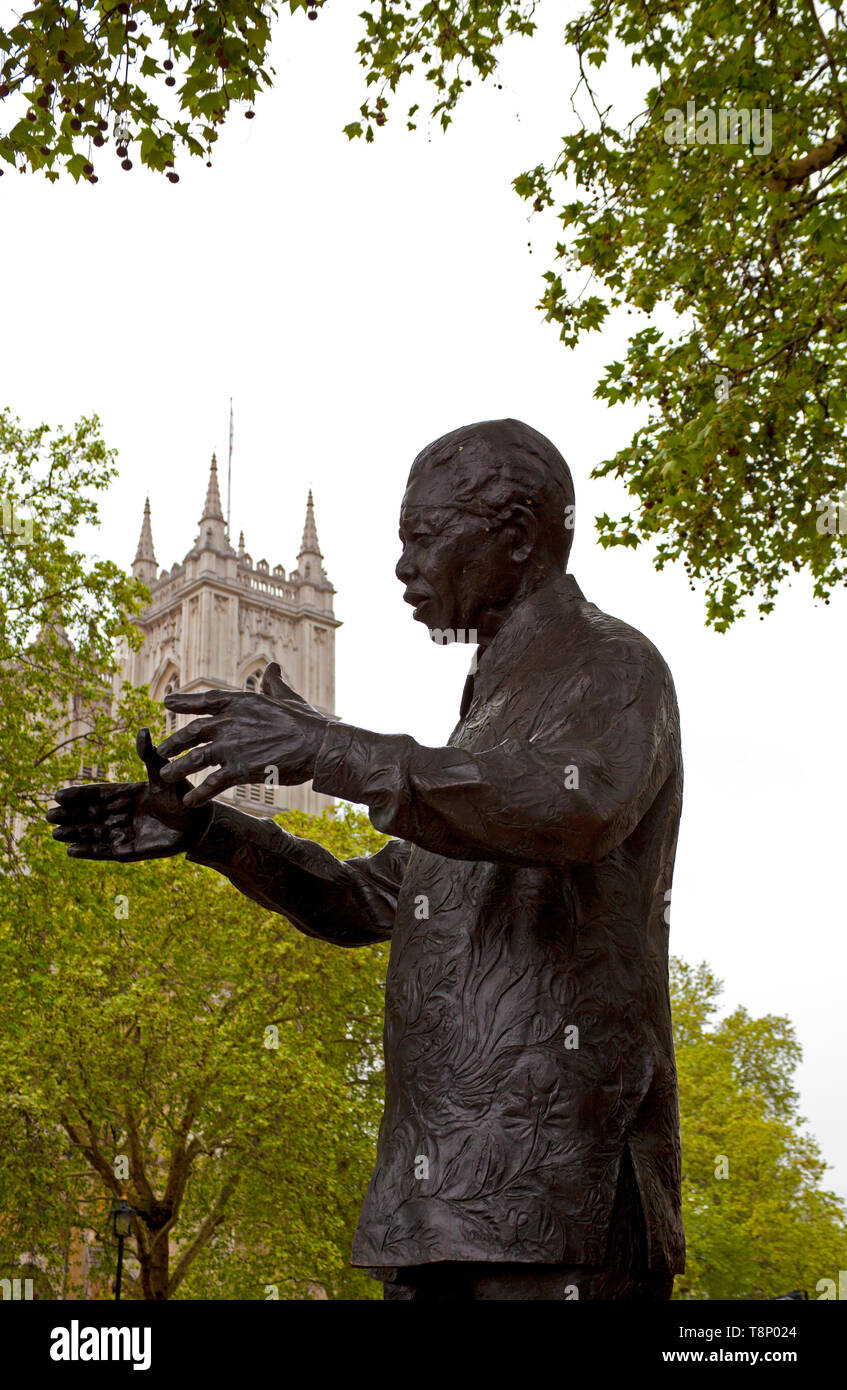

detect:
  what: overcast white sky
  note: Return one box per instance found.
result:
[3,5,846,1205]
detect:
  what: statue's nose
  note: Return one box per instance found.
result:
[395,552,415,583]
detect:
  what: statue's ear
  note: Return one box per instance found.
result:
[502,503,536,564]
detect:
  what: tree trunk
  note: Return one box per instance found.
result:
[138,1226,170,1300]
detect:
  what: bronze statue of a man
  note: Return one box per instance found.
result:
[50,419,685,1301]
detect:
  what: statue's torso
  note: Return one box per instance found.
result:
[353,576,685,1273]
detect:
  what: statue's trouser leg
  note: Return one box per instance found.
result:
[382,1149,675,1301]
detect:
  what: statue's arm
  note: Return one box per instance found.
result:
[185,801,408,947]
[311,652,678,867]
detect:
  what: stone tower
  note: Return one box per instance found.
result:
[115,456,340,817]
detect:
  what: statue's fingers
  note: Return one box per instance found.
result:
[181,767,233,808]
[52,825,94,843]
[93,817,129,842]
[159,746,214,782]
[51,786,134,818]
[164,690,229,714]
[261,662,298,700]
[68,842,114,859]
[137,728,166,788]
[49,808,89,833]
[52,785,100,808]
[156,717,216,760]
[261,663,318,712]
[50,800,114,827]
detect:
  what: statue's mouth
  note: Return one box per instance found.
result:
[404,590,433,618]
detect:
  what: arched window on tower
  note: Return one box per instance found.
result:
[164,675,180,732]
[244,668,263,693]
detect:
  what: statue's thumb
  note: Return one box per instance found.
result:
[137,728,166,788]
[261,661,299,703]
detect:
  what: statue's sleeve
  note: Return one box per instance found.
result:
[311,645,678,867]
[185,802,409,947]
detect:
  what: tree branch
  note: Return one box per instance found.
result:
[805,0,847,123]
[126,1105,156,1209]
[766,127,847,191]
[168,1173,239,1296]
[60,1112,122,1196]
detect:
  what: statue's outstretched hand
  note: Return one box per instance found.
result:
[47,729,212,862]
[155,663,328,809]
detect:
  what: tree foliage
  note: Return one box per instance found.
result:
[0,409,389,1299]
[0,1,312,182]
[0,406,159,871]
[1,405,843,1299]
[521,0,847,629]
[0,1,533,182]
[0,803,389,1300]
[351,0,847,627]
[6,3,845,624]
[670,958,847,1299]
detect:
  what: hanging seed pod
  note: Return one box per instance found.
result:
[167,171,179,183]
[121,157,132,170]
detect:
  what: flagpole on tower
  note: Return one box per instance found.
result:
[226,397,233,539]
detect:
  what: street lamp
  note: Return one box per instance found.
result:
[110,1195,135,1301]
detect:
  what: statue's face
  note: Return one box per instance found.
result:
[396,466,522,640]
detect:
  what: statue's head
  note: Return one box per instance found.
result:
[396,418,574,643]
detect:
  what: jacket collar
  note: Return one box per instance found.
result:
[459,572,585,718]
